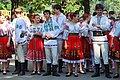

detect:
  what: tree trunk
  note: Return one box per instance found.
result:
[11,0,19,21]
[83,0,90,14]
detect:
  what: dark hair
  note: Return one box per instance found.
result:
[92,12,97,16]
[43,10,51,15]
[70,12,78,19]
[109,17,115,21]
[103,9,108,13]
[53,4,62,12]
[109,11,115,15]
[0,11,1,16]
[33,14,40,19]
[66,12,71,19]
[5,15,10,20]
[95,4,104,10]
[82,13,89,20]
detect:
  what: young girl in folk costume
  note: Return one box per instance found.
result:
[0,15,12,75]
[80,14,94,73]
[26,14,45,75]
[62,12,86,77]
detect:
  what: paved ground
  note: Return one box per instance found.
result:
[0,60,120,80]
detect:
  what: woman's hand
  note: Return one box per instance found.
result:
[64,40,68,49]
[7,42,10,47]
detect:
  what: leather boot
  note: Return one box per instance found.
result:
[58,59,63,73]
[12,62,21,74]
[14,60,18,72]
[18,63,25,76]
[52,65,60,77]
[43,63,51,76]
[40,60,45,72]
[91,64,100,77]
[104,64,112,78]
[25,60,29,72]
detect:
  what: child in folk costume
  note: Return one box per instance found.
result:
[80,14,94,73]
[110,19,120,78]
[42,10,62,77]
[0,15,12,75]
[89,4,111,78]
[52,4,67,73]
[26,14,45,75]
[62,12,86,77]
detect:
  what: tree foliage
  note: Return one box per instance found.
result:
[0,0,120,16]
[0,0,11,10]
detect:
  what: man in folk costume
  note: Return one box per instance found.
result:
[52,4,67,73]
[89,4,111,78]
[42,10,62,76]
[110,19,120,78]
[12,10,30,75]
[13,8,30,76]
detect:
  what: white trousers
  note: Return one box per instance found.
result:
[45,47,58,65]
[93,42,109,64]
[16,43,28,63]
[57,39,63,59]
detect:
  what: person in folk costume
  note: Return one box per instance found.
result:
[80,13,94,73]
[110,18,120,78]
[22,14,32,72]
[52,4,67,73]
[12,8,30,76]
[4,15,15,72]
[106,17,116,74]
[103,9,108,17]
[64,12,72,74]
[26,14,45,75]
[11,12,19,74]
[12,10,30,74]
[89,4,111,78]
[62,12,86,77]
[103,9,116,74]
[0,15,12,75]
[78,16,87,74]
[42,10,63,77]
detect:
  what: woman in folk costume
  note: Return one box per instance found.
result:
[4,15,15,72]
[110,18,120,78]
[0,15,12,75]
[106,17,116,73]
[26,14,45,75]
[62,12,86,77]
[80,14,94,73]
